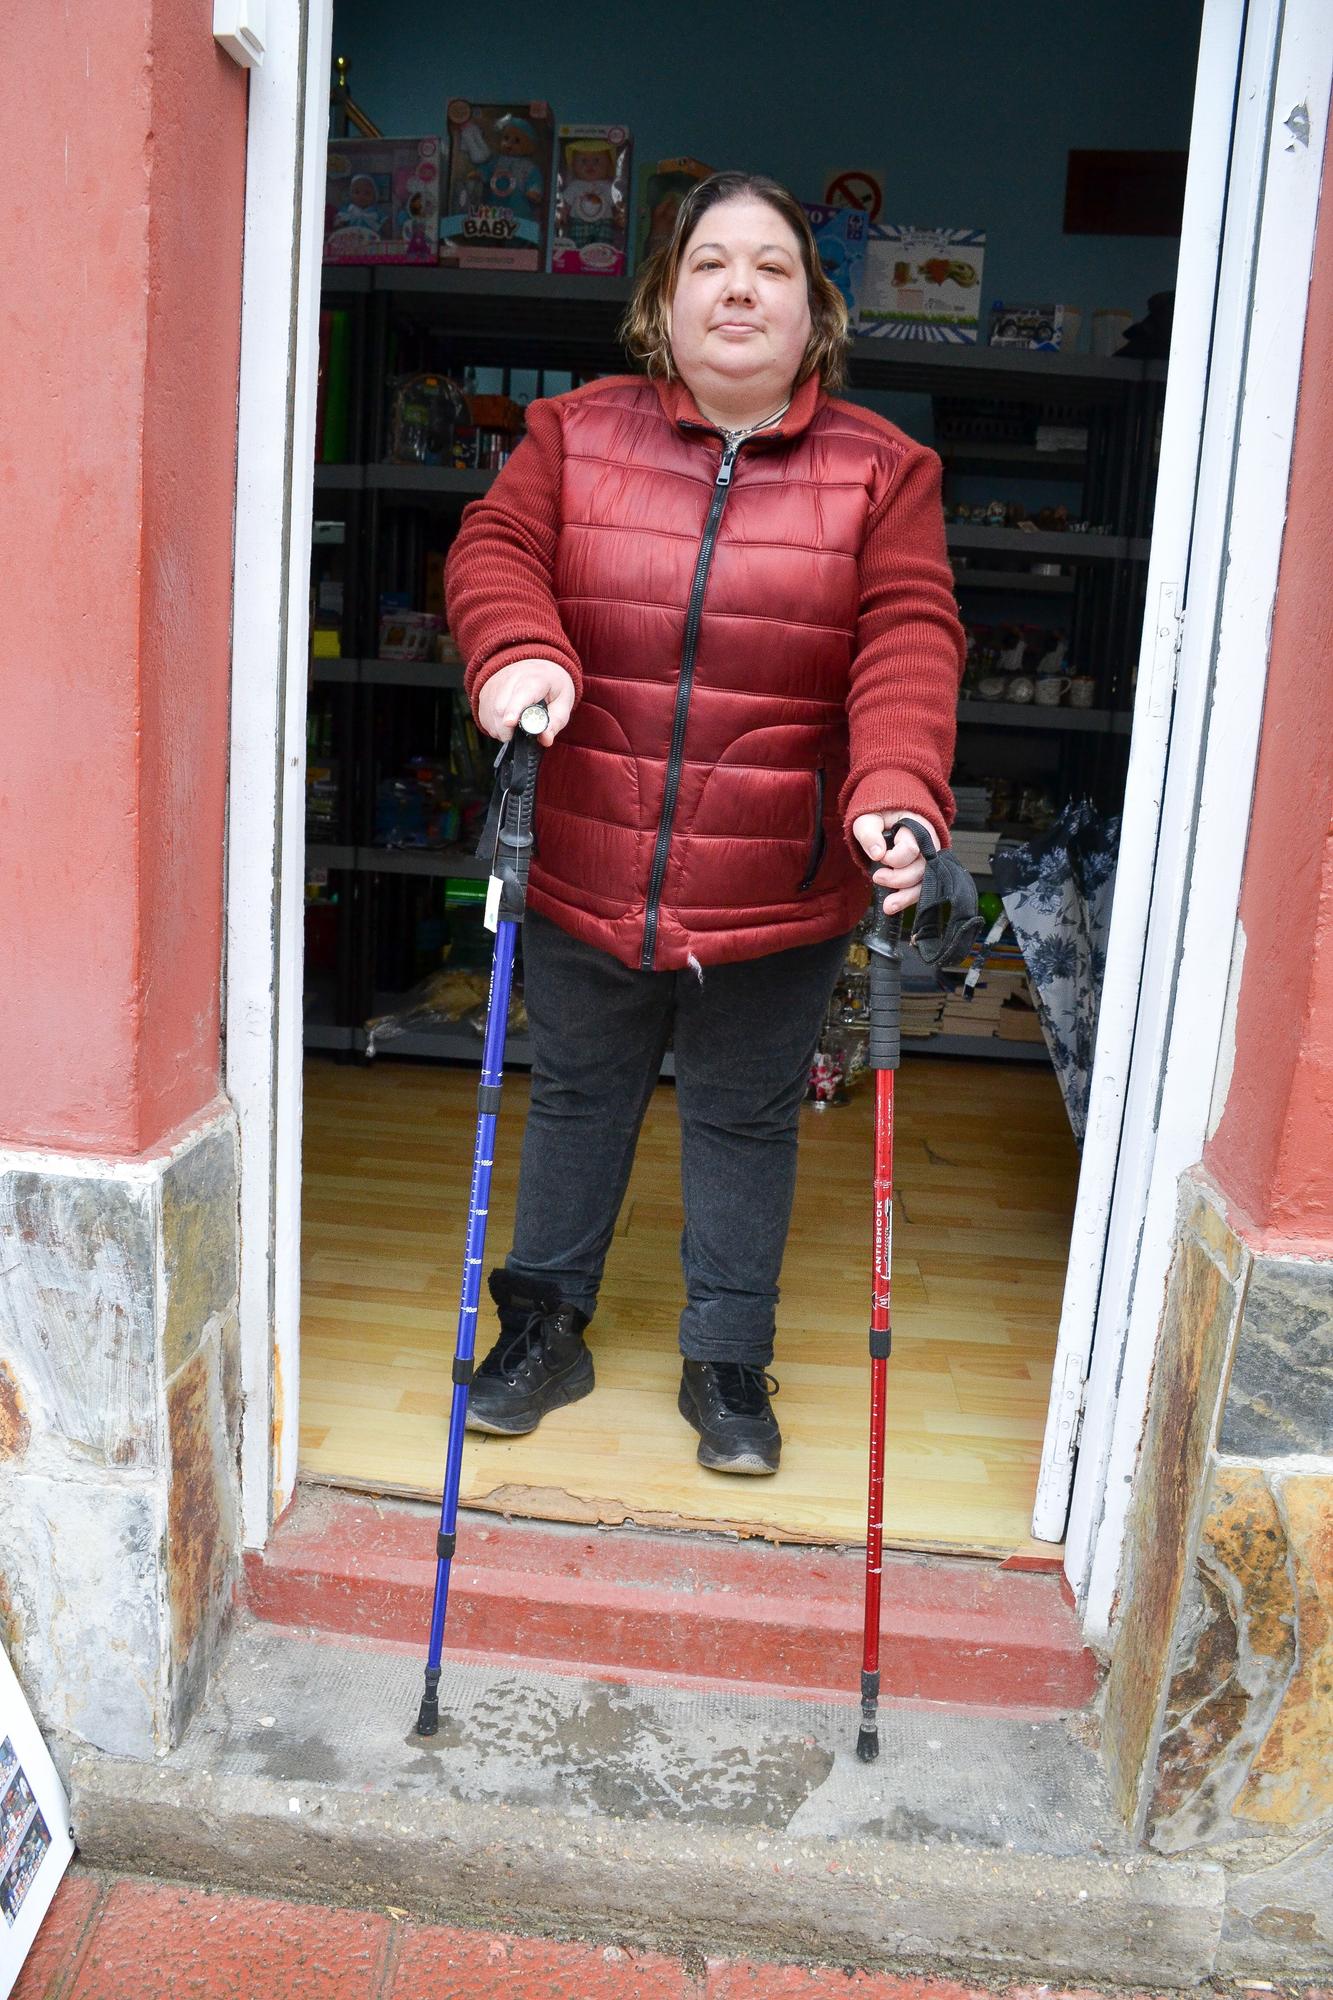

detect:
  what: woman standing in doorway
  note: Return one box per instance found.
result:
[446,172,963,1475]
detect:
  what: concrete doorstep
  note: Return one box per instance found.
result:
[68,1619,1226,1989]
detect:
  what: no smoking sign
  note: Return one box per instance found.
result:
[823,169,884,219]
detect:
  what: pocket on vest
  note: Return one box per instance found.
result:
[674,724,843,920]
[535,700,645,916]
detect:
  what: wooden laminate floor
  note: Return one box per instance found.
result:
[300,1054,1080,1553]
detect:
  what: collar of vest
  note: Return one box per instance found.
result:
[652,370,824,445]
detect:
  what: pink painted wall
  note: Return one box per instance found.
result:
[0,3,248,1155]
[1204,107,1333,1251]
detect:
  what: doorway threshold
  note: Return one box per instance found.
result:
[70,1614,1222,1990]
[246,1486,1094,1715]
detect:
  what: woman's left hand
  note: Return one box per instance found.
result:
[852,813,931,916]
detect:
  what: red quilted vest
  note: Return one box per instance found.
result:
[450,371,960,971]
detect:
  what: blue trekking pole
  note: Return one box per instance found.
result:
[415,699,548,1737]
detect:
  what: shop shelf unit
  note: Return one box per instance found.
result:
[307,265,1164,1067]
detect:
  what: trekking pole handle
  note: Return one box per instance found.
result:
[490,701,547,925]
[865,914,902,1073]
[864,818,936,1074]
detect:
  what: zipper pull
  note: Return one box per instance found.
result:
[716,444,738,488]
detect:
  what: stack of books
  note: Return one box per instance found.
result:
[996,993,1047,1044]
[951,783,992,830]
[948,828,999,876]
[902,991,947,1040]
[899,940,947,1043]
[940,940,1039,1043]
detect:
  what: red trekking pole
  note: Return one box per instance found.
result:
[856,824,979,1762]
[857,889,901,1762]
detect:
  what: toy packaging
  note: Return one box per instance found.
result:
[324,136,441,265]
[636,156,713,266]
[442,100,554,270]
[551,124,633,275]
[989,302,1082,351]
[802,203,869,320]
[384,373,470,466]
[857,225,986,343]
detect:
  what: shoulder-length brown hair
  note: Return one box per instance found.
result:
[621,171,851,393]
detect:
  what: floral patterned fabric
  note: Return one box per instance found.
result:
[990,801,1120,1145]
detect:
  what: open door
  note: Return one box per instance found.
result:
[1034,0,1333,1619]
[1032,0,1248,1543]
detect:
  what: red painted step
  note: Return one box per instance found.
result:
[243,1490,1099,1714]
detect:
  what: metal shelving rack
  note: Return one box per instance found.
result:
[306,265,1164,1067]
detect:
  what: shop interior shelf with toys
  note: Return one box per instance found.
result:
[307,242,1165,1082]
[298,4,1191,1547]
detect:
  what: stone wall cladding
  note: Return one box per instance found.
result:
[1161,1466,1333,1974]
[0,1172,159,1466]
[1102,1168,1333,1973]
[1101,1175,1251,1830]
[1220,1256,1333,1456]
[0,1108,242,1758]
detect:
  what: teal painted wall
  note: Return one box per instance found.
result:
[332,0,1199,322]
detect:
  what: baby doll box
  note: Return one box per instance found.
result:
[801,203,870,322]
[442,99,555,271]
[857,225,986,343]
[551,124,633,276]
[635,156,713,267]
[325,136,441,265]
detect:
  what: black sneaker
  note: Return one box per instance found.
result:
[465,1271,594,1435]
[677,1358,781,1475]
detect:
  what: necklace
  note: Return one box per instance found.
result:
[717,399,792,446]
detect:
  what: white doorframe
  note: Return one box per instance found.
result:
[1030,0,1247,1546]
[222,0,1330,1597]
[1073,4,1333,1643]
[226,0,335,1547]
[1048,0,1328,1640]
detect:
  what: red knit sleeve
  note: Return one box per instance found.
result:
[445,397,584,715]
[840,441,964,851]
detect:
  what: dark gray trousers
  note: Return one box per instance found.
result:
[505,911,851,1366]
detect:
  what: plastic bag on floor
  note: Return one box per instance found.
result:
[365,969,527,1059]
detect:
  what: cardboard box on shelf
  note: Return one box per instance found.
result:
[551,124,633,276]
[858,225,986,343]
[324,136,441,265]
[802,203,870,322]
[988,302,1082,352]
[442,100,554,271]
[424,551,446,623]
[636,157,713,266]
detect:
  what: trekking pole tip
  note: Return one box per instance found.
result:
[415,1667,442,1737]
[856,1669,881,1762]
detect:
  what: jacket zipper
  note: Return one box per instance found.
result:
[640,435,742,969]
[799,767,827,892]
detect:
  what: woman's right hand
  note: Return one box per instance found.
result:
[477,659,576,747]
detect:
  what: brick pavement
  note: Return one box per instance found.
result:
[12,1870,1331,2000]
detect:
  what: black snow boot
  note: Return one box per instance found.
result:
[678,1358,781,1475]
[465,1270,594,1436]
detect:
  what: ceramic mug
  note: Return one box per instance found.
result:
[1006,675,1035,704]
[976,675,1007,701]
[1068,676,1096,708]
[1035,675,1071,706]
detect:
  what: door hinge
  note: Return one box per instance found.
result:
[1071,1394,1087,1451]
[1147,582,1183,719]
